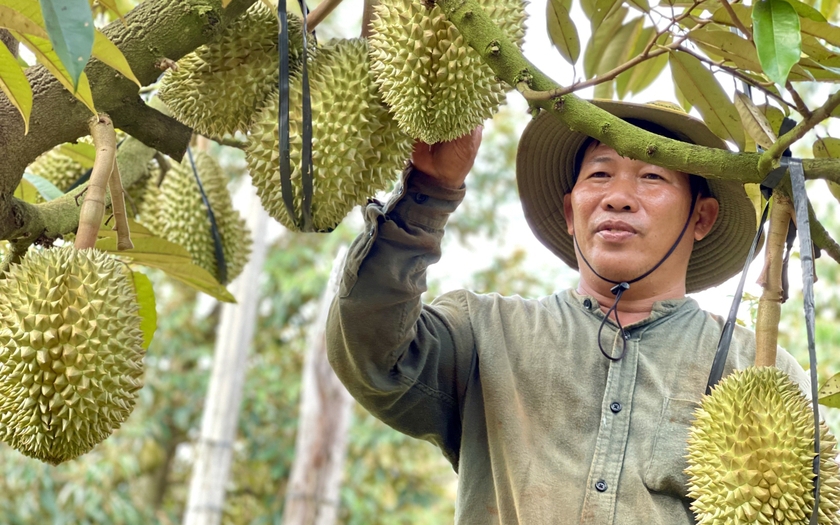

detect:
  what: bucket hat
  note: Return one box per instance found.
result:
[516,99,759,293]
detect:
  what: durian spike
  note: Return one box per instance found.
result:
[75,115,117,250]
[107,157,134,251]
[754,192,795,367]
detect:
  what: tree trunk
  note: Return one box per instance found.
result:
[182,189,271,525]
[282,246,354,525]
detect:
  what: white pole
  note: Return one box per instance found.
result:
[183,189,271,525]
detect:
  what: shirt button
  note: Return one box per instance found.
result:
[595,480,607,492]
[623,331,631,340]
[583,299,592,308]
[414,193,429,204]
[610,402,622,414]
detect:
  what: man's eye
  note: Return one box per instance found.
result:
[643,173,663,180]
[589,171,609,178]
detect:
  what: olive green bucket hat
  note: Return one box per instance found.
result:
[516,100,759,293]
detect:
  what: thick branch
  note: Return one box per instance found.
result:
[0,0,258,241]
[307,0,344,29]
[755,192,792,367]
[811,202,840,264]
[764,89,840,164]
[113,97,192,159]
[0,29,18,56]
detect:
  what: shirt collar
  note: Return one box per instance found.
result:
[562,288,699,328]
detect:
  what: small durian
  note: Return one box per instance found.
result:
[0,247,146,465]
[159,5,308,138]
[686,366,840,524]
[139,152,251,284]
[369,0,526,143]
[28,149,88,194]
[246,38,412,232]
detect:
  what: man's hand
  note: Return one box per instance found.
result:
[411,126,483,190]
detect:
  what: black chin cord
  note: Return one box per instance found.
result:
[576,194,698,361]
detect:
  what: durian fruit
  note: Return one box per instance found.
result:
[0,246,145,465]
[246,38,413,232]
[686,366,840,524]
[139,152,251,284]
[159,4,308,138]
[369,0,526,143]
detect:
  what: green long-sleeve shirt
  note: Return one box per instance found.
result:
[326,168,810,524]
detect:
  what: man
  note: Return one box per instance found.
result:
[326,101,809,524]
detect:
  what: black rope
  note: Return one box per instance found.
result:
[576,193,698,361]
[277,0,314,231]
[187,147,227,285]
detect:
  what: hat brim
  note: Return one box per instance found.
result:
[515,100,760,294]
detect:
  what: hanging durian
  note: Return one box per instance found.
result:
[0,246,146,465]
[246,37,413,232]
[139,152,251,284]
[686,366,840,524]
[159,4,308,138]
[368,0,526,143]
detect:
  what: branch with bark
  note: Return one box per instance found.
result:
[0,0,259,243]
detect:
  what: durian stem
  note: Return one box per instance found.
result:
[755,193,794,368]
[0,240,28,277]
[306,0,344,30]
[107,158,134,251]
[75,115,117,251]
[811,200,840,264]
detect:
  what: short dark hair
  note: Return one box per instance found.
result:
[572,118,712,199]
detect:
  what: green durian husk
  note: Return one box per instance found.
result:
[0,246,146,465]
[139,152,251,284]
[369,0,526,143]
[686,366,840,524]
[246,37,412,233]
[159,4,308,138]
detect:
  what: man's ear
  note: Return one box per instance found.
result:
[563,193,574,235]
[693,196,719,241]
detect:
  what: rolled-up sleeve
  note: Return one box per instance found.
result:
[326,166,476,470]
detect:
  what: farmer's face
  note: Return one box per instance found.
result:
[563,142,719,287]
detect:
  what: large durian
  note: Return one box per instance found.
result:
[686,366,840,524]
[369,0,526,143]
[139,152,251,284]
[246,38,413,232]
[0,247,146,465]
[159,4,307,138]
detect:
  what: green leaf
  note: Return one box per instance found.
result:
[11,30,96,113]
[819,372,840,408]
[669,50,745,150]
[13,178,39,203]
[92,29,139,86]
[583,6,627,78]
[22,171,63,200]
[689,27,764,73]
[734,91,778,149]
[58,141,95,167]
[38,0,94,89]
[755,103,786,133]
[590,0,621,29]
[785,0,826,21]
[674,82,692,112]
[615,24,655,98]
[752,0,802,86]
[131,271,156,350]
[93,0,124,22]
[546,0,580,65]
[0,4,47,36]
[812,137,840,204]
[0,36,32,133]
[799,17,840,48]
[591,16,643,98]
[625,45,669,95]
[95,235,236,303]
[818,0,839,19]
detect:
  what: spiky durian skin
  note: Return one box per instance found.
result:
[246,38,412,233]
[139,152,251,284]
[369,0,526,143]
[28,150,88,194]
[0,247,145,465]
[686,366,840,524]
[159,5,307,138]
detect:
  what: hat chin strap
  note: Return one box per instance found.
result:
[574,194,698,361]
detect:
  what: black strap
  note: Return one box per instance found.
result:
[788,157,821,525]
[577,192,698,361]
[187,147,227,285]
[278,1,314,231]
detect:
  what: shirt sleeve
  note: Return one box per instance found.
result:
[326,165,477,470]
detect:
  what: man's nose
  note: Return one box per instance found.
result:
[602,177,638,211]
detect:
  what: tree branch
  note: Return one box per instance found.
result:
[811,202,840,264]
[0,0,258,241]
[114,97,192,159]
[0,29,18,57]
[307,0,344,30]
[786,80,812,119]
[719,0,751,40]
[762,89,840,170]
